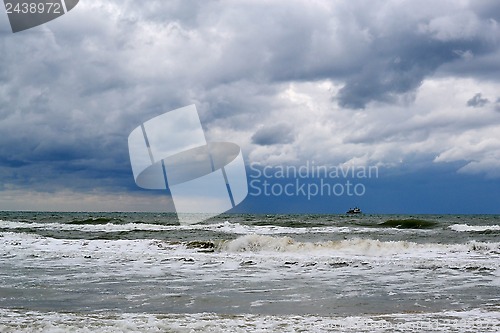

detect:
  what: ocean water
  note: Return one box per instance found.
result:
[0,212,499,332]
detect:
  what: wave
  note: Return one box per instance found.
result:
[377,219,438,229]
[218,234,401,254]
[201,221,355,235]
[2,219,499,258]
[217,234,500,256]
[450,224,500,232]
[0,219,418,236]
[66,217,123,225]
[203,221,435,235]
[1,232,498,276]
[0,219,237,234]
[0,220,177,233]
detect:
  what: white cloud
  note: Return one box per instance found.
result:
[223,77,500,176]
[419,12,483,41]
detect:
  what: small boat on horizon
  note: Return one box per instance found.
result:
[346,207,362,214]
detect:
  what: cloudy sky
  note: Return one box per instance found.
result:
[1,0,499,213]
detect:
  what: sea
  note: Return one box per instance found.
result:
[0,212,499,332]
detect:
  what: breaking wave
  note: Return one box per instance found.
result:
[217,234,500,256]
[0,220,421,236]
[449,224,500,232]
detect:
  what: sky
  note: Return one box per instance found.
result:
[0,0,500,214]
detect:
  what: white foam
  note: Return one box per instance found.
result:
[186,221,432,235]
[0,232,189,270]
[218,234,500,257]
[207,221,357,234]
[0,219,413,235]
[0,308,498,333]
[1,231,499,319]
[1,231,498,288]
[0,219,187,232]
[2,231,499,263]
[449,224,500,232]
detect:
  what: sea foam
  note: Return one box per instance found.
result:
[0,308,498,333]
[218,234,500,256]
[449,224,500,232]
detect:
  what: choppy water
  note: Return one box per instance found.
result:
[0,212,499,332]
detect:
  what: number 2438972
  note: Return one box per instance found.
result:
[5,2,62,14]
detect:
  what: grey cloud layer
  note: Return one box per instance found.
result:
[0,0,500,197]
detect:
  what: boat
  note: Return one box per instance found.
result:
[346,207,362,214]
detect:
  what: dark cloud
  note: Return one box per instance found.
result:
[337,38,487,108]
[335,8,499,108]
[467,93,490,107]
[251,124,295,146]
[111,1,500,111]
[158,0,500,110]
[1,0,500,204]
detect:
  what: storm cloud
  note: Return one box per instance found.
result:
[0,0,499,210]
